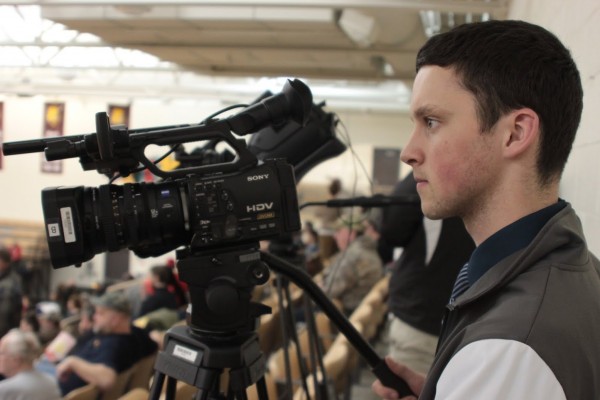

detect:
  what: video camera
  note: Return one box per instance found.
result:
[41,158,300,268]
[2,79,345,269]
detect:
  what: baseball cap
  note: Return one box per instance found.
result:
[365,208,383,232]
[91,291,132,315]
[334,209,366,232]
[35,301,62,322]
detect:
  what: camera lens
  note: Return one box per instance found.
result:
[42,181,188,268]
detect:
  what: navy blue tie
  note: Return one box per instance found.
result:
[450,263,470,302]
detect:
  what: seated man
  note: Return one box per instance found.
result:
[56,291,157,396]
[320,209,384,315]
[137,265,181,318]
[0,328,62,400]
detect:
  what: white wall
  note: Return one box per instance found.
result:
[508,0,600,254]
[0,93,411,284]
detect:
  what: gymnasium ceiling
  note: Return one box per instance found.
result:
[1,1,510,110]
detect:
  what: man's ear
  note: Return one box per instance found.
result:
[503,108,540,158]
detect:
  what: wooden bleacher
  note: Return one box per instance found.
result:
[0,218,47,260]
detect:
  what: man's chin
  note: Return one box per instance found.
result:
[421,205,447,220]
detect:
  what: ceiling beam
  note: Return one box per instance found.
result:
[8,1,509,17]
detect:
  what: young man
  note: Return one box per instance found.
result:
[372,20,600,399]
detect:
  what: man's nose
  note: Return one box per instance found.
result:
[400,133,421,166]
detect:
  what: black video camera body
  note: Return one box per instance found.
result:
[2,79,346,269]
[42,159,301,268]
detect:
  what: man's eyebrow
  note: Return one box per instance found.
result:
[412,105,437,118]
[412,105,443,119]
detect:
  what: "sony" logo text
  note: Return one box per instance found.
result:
[247,174,269,182]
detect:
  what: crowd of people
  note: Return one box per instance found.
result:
[0,248,188,399]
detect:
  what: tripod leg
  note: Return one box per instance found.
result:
[149,370,166,400]
[196,372,221,400]
[166,376,177,400]
[281,278,312,398]
[230,388,248,400]
[255,376,269,400]
[303,299,328,400]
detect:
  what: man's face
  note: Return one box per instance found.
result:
[334,227,356,251]
[401,66,502,221]
[79,313,93,335]
[0,338,17,377]
[92,306,118,334]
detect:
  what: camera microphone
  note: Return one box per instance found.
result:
[226,79,312,135]
[300,194,420,210]
[325,194,420,208]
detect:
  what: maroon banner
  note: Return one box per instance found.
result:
[41,102,65,173]
[108,104,130,127]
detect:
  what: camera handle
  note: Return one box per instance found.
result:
[261,251,414,398]
[2,79,312,181]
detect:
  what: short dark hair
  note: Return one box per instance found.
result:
[416,20,583,186]
[151,265,173,285]
[329,178,342,196]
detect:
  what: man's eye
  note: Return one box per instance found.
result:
[425,118,438,129]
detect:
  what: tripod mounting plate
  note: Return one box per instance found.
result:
[154,325,266,394]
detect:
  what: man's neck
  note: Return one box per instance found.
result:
[107,319,132,335]
[464,183,559,246]
[8,363,33,377]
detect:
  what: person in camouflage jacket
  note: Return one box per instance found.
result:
[321,211,383,315]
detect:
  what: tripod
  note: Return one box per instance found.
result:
[148,244,413,400]
[148,245,272,400]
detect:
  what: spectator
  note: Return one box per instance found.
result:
[19,309,40,336]
[34,305,95,376]
[35,301,62,347]
[380,172,474,374]
[301,221,322,276]
[0,247,22,339]
[0,328,61,400]
[56,291,157,396]
[137,265,182,318]
[65,293,83,317]
[320,209,383,315]
[51,282,78,315]
[313,178,345,261]
[142,263,188,309]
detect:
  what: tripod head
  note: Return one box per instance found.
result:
[176,244,271,336]
[150,244,274,400]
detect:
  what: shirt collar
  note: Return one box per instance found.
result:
[466,199,567,286]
